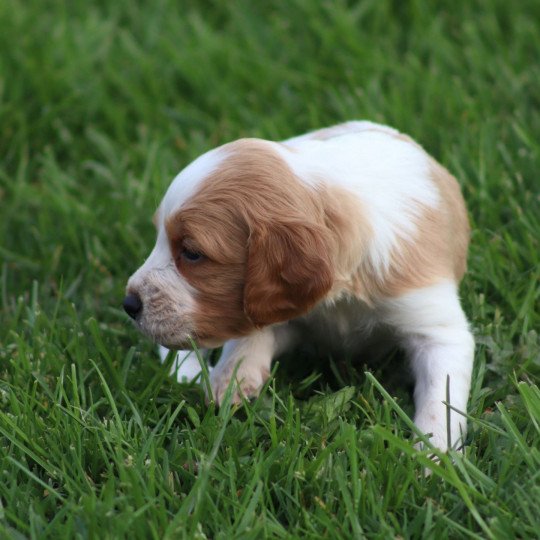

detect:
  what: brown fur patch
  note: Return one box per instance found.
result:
[244,219,333,325]
[165,139,361,341]
[165,190,251,344]
[318,184,372,301]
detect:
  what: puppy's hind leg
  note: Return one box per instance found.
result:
[381,281,475,450]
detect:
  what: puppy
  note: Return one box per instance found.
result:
[124,121,474,451]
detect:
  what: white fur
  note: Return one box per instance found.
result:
[277,127,440,274]
[127,121,474,451]
[160,147,227,221]
[283,120,400,144]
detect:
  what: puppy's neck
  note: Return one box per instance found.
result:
[316,184,373,303]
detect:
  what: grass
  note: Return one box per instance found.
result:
[1,0,539,537]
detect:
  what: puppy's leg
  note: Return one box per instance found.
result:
[210,326,286,405]
[159,345,210,383]
[382,281,475,450]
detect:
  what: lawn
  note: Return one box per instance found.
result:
[1,0,539,538]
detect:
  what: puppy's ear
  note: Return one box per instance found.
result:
[244,221,333,326]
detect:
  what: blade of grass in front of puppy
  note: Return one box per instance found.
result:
[189,337,213,399]
[371,425,493,539]
[365,371,432,448]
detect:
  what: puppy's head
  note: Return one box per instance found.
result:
[125,139,334,348]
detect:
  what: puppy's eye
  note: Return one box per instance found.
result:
[181,248,204,262]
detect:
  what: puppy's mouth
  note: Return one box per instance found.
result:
[135,319,224,350]
[130,314,193,349]
[156,335,224,351]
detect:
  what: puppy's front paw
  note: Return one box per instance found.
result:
[209,362,270,405]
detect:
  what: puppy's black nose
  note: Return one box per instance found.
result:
[123,294,143,320]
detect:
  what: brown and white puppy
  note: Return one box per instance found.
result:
[124,121,474,450]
